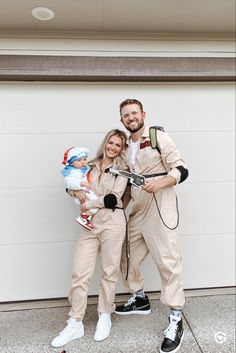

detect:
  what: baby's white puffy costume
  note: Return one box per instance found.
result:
[61,147,98,215]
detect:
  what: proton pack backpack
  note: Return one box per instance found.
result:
[149,125,165,154]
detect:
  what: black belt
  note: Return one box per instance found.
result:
[143,172,167,178]
[112,206,123,212]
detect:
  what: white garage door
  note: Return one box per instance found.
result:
[0,82,235,301]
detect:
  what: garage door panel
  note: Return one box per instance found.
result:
[0,84,119,133]
[0,188,82,244]
[0,83,234,134]
[0,133,105,188]
[145,84,235,132]
[0,241,75,301]
[181,234,235,288]
[167,131,234,183]
[179,182,235,236]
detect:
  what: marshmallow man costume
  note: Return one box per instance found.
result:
[61,147,98,214]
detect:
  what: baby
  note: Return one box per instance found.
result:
[61,146,98,231]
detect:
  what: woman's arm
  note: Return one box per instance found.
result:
[84,175,128,211]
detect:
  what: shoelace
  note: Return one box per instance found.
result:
[164,317,180,341]
[124,294,137,307]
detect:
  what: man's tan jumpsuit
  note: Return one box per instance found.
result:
[68,161,127,320]
[121,126,188,309]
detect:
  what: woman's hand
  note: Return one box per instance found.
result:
[73,190,89,203]
[80,203,87,213]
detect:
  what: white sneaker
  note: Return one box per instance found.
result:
[94,313,112,341]
[51,317,84,348]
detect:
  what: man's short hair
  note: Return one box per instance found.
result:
[119,99,143,114]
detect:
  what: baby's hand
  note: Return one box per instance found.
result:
[80,181,91,189]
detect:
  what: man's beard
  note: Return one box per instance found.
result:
[125,120,144,133]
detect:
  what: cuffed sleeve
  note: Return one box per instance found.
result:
[104,194,117,208]
[176,165,189,183]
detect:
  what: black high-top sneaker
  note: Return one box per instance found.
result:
[160,314,184,353]
[114,294,151,315]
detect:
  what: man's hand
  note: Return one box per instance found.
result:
[143,179,162,193]
[143,175,176,193]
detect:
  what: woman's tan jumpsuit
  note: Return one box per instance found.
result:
[68,161,127,320]
[121,126,188,309]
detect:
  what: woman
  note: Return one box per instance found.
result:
[51,129,129,348]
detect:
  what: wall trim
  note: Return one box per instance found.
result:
[0,55,235,82]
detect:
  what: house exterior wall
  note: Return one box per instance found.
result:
[0,35,235,301]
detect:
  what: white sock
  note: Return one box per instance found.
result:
[135,289,145,298]
[170,308,182,318]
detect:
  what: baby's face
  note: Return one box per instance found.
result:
[72,158,88,169]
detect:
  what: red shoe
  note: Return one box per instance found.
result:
[76,214,93,231]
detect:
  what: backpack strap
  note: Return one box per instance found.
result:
[149,125,165,154]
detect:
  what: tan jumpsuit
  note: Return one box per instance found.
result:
[68,161,127,320]
[121,126,187,309]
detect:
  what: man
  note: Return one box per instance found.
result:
[115,98,189,353]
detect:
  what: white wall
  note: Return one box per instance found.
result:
[0,82,235,301]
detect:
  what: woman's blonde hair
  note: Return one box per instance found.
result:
[90,129,129,170]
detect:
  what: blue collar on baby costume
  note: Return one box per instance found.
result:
[61,164,90,177]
